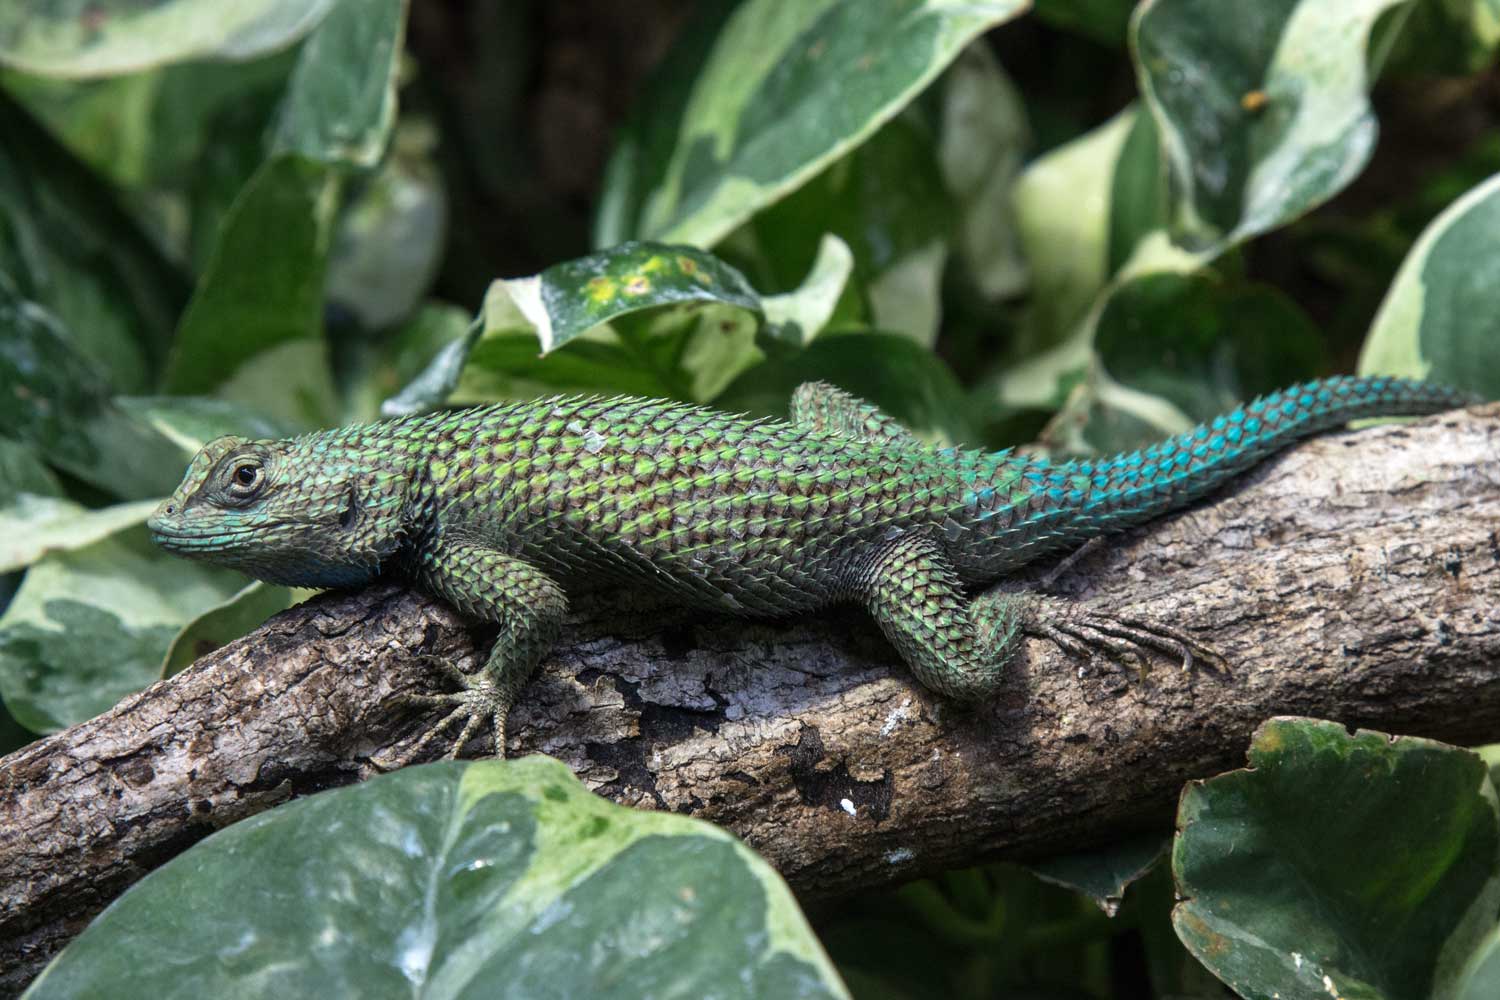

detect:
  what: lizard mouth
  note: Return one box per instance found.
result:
[146,517,261,556]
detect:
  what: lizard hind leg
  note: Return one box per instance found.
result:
[851,531,1226,703]
[789,381,919,445]
[851,530,1032,701]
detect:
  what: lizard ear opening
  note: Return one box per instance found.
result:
[338,483,360,530]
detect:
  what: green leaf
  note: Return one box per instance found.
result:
[748,108,954,345]
[0,437,61,502]
[385,243,792,413]
[0,0,336,78]
[451,332,671,407]
[597,0,1026,249]
[269,0,408,170]
[0,530,250,733]
[1033,0,1136,45]
[491,241,758,355]
[1459,923,1500,1000]
[0,90,187,386]
[716,331,978,444]
[1075,272,1326,451]
[1132,0,1409,253]
[1358,170,1500,399]
[160,581,291,678]
[344,301,472,422]
[0,280,187,499]
[1384,0,1500,76]
[1173,717,1500,1000]
[162,156,338,427]
[115,396,297,453]
[761,234,855,347]
[2,50,297,199]
[1010,106,1136,353]
[0,497,159,575]
[1027,832,1169,916]
[26,757,849,999]
[1106,105,1169,275]
[937,44,1030,303]
[980,103,1206,432]
[325,120,446,330]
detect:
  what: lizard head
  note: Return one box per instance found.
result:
[148,432,408,588]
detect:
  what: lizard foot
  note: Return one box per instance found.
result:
[1025,597,1229,675]
[385,656,509,767]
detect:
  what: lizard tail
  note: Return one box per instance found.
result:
[1074,376,1473,525]
[962,376,1476,570]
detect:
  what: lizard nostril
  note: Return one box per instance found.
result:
[164,503,176,515]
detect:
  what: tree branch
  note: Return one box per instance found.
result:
[3,405,1498,989]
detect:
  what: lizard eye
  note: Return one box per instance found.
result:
[226,461,264,497]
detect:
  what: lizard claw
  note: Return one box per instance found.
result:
[1026,598,1229,676]
[384,657,510,768]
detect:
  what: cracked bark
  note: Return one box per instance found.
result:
[2,405,1498,990]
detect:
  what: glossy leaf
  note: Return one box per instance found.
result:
[269,0,407,169]
[1010,106,1135,353]
[0,497,159,575]
[1359,170,1500,399]
[0,530,250,733]
[490,241,759,354]
[597,0,1025,249]
[1132,0,1408,252]
[748,108,954,345]
[761,234,855,347]
[0,281,186,499]
[1028,832,1169,917]
[26,757,849,999]
[325,121,447,330]
[1173,717,1500,1000]
[1074,272,1326,452]
[1459,923,1500,1000]
[0,0,335,78]
[0,90,187,387]
[385,241,854,414]
[162,156,338,427]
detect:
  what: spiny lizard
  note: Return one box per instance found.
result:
[147,376,1472,761]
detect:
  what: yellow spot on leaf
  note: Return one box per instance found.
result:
[1241,90,1269,113]
[586,276,616,302]
[623,275,651,296]
[677,255,713,286]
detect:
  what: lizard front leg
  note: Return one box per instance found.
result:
[393,539,566,763]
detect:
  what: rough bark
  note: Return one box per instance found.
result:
[3,405,1498,990]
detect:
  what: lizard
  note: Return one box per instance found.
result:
[147,376,1473,762]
